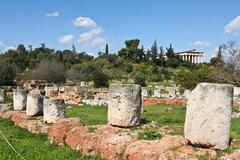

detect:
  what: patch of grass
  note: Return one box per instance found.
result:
[196,154,209,160]
[0,118,101,160]
[139,129,161,140]
[231,118,240,139]
[170,146,179,151]
[142,105,186,126]
[65,104,108,125]
[88,127,97,133]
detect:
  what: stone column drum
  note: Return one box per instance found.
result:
[13,89,27,110]
[43,98,65,123]
[26,93,43,116]
[108,84,142,127]
[184,83,233,150]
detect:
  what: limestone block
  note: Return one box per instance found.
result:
[141,88,149,97]
[45,86,59,97]
[0,89,4,102]
[183,89,191,99]
[234,86,240,97]
[108,84,142,127]
[13,89,27,110]
[153,89,161,98]
[26,93,43,116]
[184,83,233,150]
[166,87,176,98]
[43,98,65,123]
[80,81,86,87]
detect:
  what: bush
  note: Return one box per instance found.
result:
[34,60,66,83]
[166,58,181,68]
[67,67,88,83]
[92,71,109,88]
[0,60,18,85]
[133,72,146,86]
[176,69,198,89]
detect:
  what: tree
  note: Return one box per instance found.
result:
[210,45,224,67]
[41,43,46,49]
[222,41,240,72]
[133,72,146,87]
[92,70,109,88]
[150,40,158,60]
[159,46,165,66]
[105,44,109,55]
[118,39,144,62]
[72,44,76,53]
[165,44,175,59]
[0,60,18,85]
[34,60,66,83]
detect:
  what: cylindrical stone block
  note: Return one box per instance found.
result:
[26,93,43,116]
[184,83,233,150]
[108,84,142,127]
[13,89,27,111]
[43,98,65,123]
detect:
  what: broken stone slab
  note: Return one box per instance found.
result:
[184,83,233,150]
[44,85,59,97]
[0,89,4,102]
[108,84,142,127]
[43,98,65,123]
[13,89,28,111]
[26,93,43,116]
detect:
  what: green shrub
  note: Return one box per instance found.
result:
[133,72,146,86]
[92,71,109,88]
[139,129,161,140]
[0,60,18,85]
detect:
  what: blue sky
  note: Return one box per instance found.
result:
[0,0,240,61]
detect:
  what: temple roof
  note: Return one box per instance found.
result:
[175,49,203,54]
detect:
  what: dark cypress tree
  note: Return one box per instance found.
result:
[105,44,109,55]
[72,44,76,53]
[151,40,158,57]
[159,46,165,66]
[166,44,175,59]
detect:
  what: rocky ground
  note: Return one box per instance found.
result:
[1,108,240,160]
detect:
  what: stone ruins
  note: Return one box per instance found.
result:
[108,84,142,127]
[1,81,240,159]
[13,89,28,111]
[26,93,43,116]
[184,83,234,150]
[43,98,65,123]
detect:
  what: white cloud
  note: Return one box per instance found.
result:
[190,40,210,47]
[73,17,97,28]
[79,27,103,42]
[92,37,106,47]
[59,34,74,44]
[0,41,15,53]
[46,12,59,17]
[224,16,240,35]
